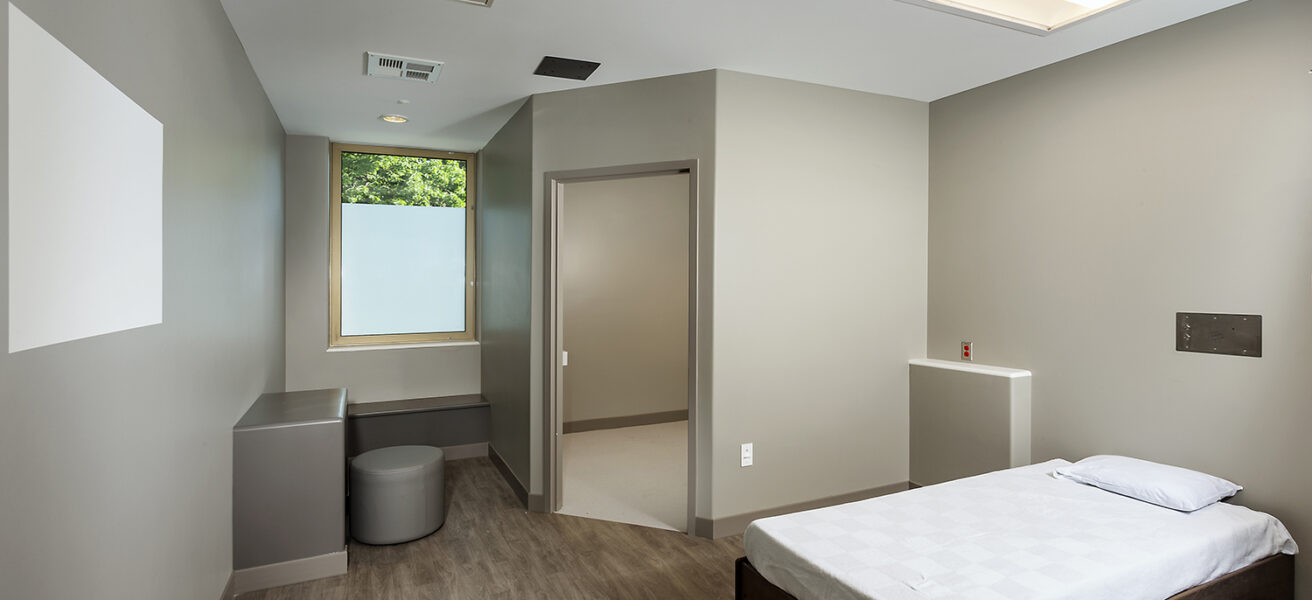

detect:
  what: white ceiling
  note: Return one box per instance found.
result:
[219,0,1245,152]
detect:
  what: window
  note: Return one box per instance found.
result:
[329,143,476,346]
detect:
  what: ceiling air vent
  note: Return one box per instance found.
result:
[366,52,443,84]
[533,56,601,81]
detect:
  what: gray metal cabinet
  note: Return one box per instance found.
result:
[233,388,348,593]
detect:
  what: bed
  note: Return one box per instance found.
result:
[737,459,1297,600]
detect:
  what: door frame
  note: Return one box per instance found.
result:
[541,160,700,533]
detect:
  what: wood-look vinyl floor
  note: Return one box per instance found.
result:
[239,457,744,600]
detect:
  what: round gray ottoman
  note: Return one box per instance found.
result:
[350,445,446,545]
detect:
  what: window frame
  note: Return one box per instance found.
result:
[328,142,477,347]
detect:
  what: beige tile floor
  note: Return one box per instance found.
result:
[558,421,689,532]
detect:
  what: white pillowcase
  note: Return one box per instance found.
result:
[1054,455,1242,512]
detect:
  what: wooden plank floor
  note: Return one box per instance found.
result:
[239,457,745,599]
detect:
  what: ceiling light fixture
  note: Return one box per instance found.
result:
[1064,0,1118,7]
[379,114,408,124]
[894,0,1137,35]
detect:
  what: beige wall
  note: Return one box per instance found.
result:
[0,0,286,597]
[561,174,690,424]
[283,135,480,404]
[928,0,1312,596]
[712,71,928,521]
[528,71,718,510]
[486,69,929,527]
[479,99,534,484]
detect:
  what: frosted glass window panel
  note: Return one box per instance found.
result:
[340,204,467,335]
[8,3,163,353]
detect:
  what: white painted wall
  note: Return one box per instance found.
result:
[0,0,285,597]
[529,71,717,512]
[482,69,927,529]
[928,0,1312,596]
[713,71,928,521]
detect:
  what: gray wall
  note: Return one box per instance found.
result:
[712,71,927,520]
[283,135,480,403]
[0,0,286,598]
[484,69,927,527]
[561,174,690,424]
[479,99,534,485]
[529,71,718,512]
[928,0,1311,596]
[909,362,1031,487]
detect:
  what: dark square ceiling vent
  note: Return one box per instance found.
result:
[533,56,600,81]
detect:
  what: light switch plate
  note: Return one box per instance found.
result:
[741,443,753,467]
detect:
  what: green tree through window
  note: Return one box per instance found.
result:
[340,151,467,207]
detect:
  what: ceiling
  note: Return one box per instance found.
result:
[219,0,1245,152]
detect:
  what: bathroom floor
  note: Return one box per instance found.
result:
[557,420,688,532]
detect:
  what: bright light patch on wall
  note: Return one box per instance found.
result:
[894,0,1136,35]
[8,2,163,353]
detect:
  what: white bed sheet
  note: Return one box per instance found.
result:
[744,459,1297,600]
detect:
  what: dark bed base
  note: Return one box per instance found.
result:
[735,557,796,600]
[735,553,1294,600]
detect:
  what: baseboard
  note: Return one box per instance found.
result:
[219,571,235,600]
[488,444,529,508]
[706,481,909,538]
[693,517,715,539]
[232,549,348,594]
[442,441,488,460]
[527,493,548,513]
[563,410,688,434]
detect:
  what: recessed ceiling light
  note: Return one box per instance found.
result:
[894,0,1137,35]
[379,114,408,124]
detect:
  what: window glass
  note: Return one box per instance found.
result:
[330,145,475,346]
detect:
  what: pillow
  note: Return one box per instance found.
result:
[1054,455,1241,512]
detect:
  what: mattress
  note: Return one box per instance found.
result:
[744,459,1297,600]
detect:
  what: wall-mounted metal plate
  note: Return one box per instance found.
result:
[1176,313,1261,357]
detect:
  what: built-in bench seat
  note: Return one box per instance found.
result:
[346,394,489,460]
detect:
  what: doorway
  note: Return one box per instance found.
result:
[543,161,698,533]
